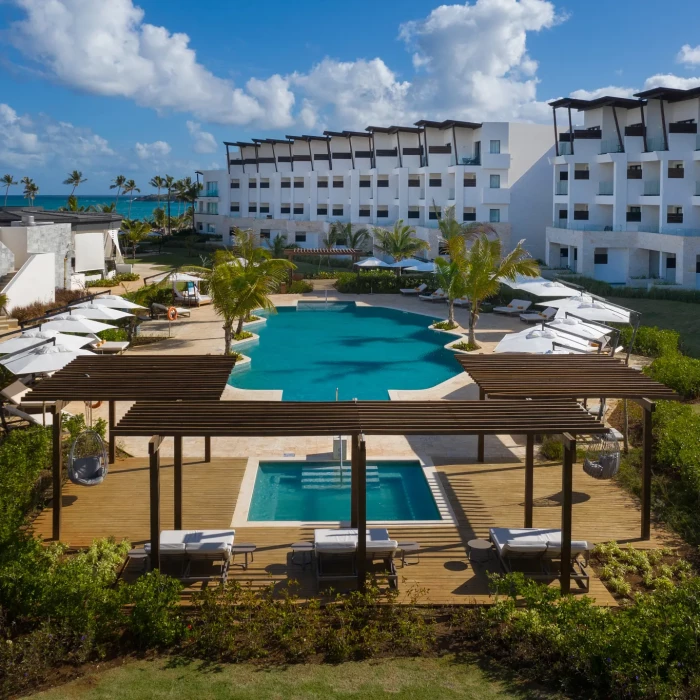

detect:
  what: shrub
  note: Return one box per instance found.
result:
[232,330,253,341]
[10,288,86,323]
[63,413,107,442]
[560,274,700,304]
[287,279,313,293]
[452,340,479,352]
[85,272,140,288]
[539,435,563,460]
[432,320,457,331]
[335,271,435,294]
[123,284,172,309]
[645,353,700,399]
[97,327,129,342]
[619,324,680,358]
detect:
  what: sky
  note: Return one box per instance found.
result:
[1,0,700,194]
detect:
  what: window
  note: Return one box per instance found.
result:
[560,248,568,258]
[489,140,501,154]
[667,207,683,224]
[463,208,476,222]
[626,207,641,222]
[248,204,257,214]
[428,176,442,187]
[294,179,304,188]
[260,204,270,214]
[359,208,371,217]
[295,232,307,243]
[376,208,389,218]
[259,230,270,240]
[317,206,328,215]
[317,179,328,188]
[260,180,270,189]
[559,171,568,181]
[281,179,291,189]
[696,258,700,274]
[490,174,501,189]
[407,209,420,219]
[281,204,291,214]
[573,208,589,221]
[333,178,344,189]
[489,209,500,223]
[293,205,304,215]
[558,209,568,219]
[627,164,642,180]
[230,203,240,213]
[666,256,676,269]
[464,174,476,187]
[594,251,608,265]
[359,178,371,188]
[231,180,240,189]
[377,178,389,188]
[574,167,589,180]
[249,179,257,188]
[408,178,421,187]
[198,223,203,231]
[332,206,343,216]
[428,209,442,220]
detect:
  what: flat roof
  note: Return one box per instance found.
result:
[549,96,642,110]
[634,86,700,102]
[0,207,122,226]
[414,119,482,129]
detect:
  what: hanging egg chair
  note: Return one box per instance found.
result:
[67,403,108,487]
[582,430,621,480]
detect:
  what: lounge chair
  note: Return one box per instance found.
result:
[489,527,589,591]
[91,341,130,355]
[419,288,447,302]
[174,283,212,307]
[493,299,532,315]
[520,307,556,324]
[151,303,191,319]
[400,283,428,295]
[453,297,471,307]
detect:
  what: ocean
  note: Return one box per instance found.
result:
[2,195,187,221]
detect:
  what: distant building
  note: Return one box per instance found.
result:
[548,88,700,289]
[195,119,555,259]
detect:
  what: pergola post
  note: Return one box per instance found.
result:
[524,434,534,528]
[350,432,359,527]
[204,436,211,463]
[149,436,162,571]
[174,436,183,530]
[477,388,485,462]
[560,433,575,595]
[51,401,64,541]
[356,434,367,593]
[640,399,656,540]
[108,400,116,464]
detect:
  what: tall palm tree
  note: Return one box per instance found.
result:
[434,237,470,325]
[330,221,370,252]
[436,204,482,250]
[164,175,175,236]
[58,195,88,212]
[21,177,38,205]
[176,177,193,217]
[202,233,294,353]
[149,175,165,210]
[95,202,116,213]
[63,170,87,200]
[462,235,539,346]
[373,220,429,274]
[179,180,202,232]
[123,179,140,218]
[2,174,17,206]
[110,175,127,208]
[269,233,289,258]
[121,219,151,261]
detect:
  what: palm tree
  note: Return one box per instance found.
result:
[63,170,87,201]
[121,219,151,261]
[269,234,289,258]
[149,175,165,210]
[21,177,38,205]
[462,235,539,347]
[58,195,88,212]
[179,180,202,232]
[203,233,294,353]
[330,221,371,252]
[123,179,140,218]
[373,220,429,274]
[175,177,193,217]
[434,237,470,325]
[436,204,482,250]
[164,175,175,236]
[95,202,116,213]
[2,174,17,206]
[110,175,127,208]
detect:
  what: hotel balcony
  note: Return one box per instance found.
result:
[599,139,623,155]
[555,181,568,196]
[642,180,660,197]
[203,188,219,197]
[481,187,510,205]
[481,152,511,169]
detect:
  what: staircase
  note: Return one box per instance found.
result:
[301,465,380,490]
[0,270,16,290]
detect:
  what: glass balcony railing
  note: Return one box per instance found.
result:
[448,189,456,200]
[695,181,700,196]
[598,182,614,196]
[461,155,481,166]
[558,142,573,155]
[643,180,660,196]
[204,188,219,197]
[645,136,668,152]
[555,181,568,195]
[599,139,623,155]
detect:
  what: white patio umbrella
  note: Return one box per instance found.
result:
[540,296,631,323]
[389,258,426,269]
[404,261,436,273]
[499,273,548,288]
[546,317,611,342]
[0,330,91,354]
[494,327,594,354]
[40,314,117,335]
[355,257,390,268]
[68,304,133,321]
[73,295,146,310]
[514,280,580,298]
[152,271,204,284]
[1,344,94,375]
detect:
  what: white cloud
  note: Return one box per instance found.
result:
[186,121,217,154]
[643,74,700,91]
[9,0,295,127]
[134,140,171,160]
[677,44,700,66]
[569,86,638,100]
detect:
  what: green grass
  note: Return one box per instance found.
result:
[125,246,209,270]
[33,656,547,700]
[620,298,700,358]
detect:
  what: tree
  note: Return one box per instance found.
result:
[121,219,151,261]
[320,227,340,272]
[462,235,539,346]
[434,237,470,325]
[110,175,127,208]
[436,204,482,249]
[95,202,116,213]
[203,232,294,354]
[149,175,165,210]
[21,177,38,205]
[178,179,202,232]
[58,195,88,212]
[268,234,289,258]
[2,174,17,206]
[373,220,429,274]
[63,170,87,200]
[330,221,370,252]
[123,179,140,218]
[164,175,175,236]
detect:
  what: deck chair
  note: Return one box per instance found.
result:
[183,530,236,584]
[490,527,589,592]
[400,283,428,295]
[453,297,471,307]
[419,288,447,302]
[3,404,56,427]
[519,307,556,324]
[366,533,399,589]
[151,303,191,319]
[493,299,532,315]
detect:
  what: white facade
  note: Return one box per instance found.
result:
[547,89,700,289]
[195,120,554,259]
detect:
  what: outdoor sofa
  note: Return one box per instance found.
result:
[419,288,447,302]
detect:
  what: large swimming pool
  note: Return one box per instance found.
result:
[248,460,441,522]
[229,302,459,400]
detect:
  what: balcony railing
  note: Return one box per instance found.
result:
[643,180,660,196]
[204,189,219,197]
[550,222,664,233]
[624,124,645,137]
[696,182,700,196]
[658,226,700,237]
[558,142,573,155]
[555,181,568,195]
[599,139,623,155]
[666,213,684,224]
[461,156,481,166]
[669,120,697,134]
[627,168,642,180]
[667,167,685,179]
[448,189,456,200]
[626,211,642,222]
[645,136,668,152]
[598,182,614,196]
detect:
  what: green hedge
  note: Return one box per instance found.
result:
[645,354,700,399]
[619,325,681,358]
[287,280,313,293]
[558,274,700,304]
[334,271,435,294]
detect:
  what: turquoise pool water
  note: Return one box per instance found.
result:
[229,302,458,400]
[247,461,441,521]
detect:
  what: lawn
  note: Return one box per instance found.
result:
[619,298,700,358]
[33,656,548,700]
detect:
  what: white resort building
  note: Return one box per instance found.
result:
[548,88,700,289]
[195,120,554,259]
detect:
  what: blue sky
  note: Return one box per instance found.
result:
[0,0,699,194]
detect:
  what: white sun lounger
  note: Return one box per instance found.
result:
[400,283,428,295]
[419,288,447,302]
[151,303,191,319]
[453,297,471,307]
[493,299,532,315]
[520,307,556,324]
[490,527,589,591]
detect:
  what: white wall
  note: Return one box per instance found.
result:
[3,253,55,312]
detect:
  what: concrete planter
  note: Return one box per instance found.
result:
[229,353,251,373]
[445,338,481,355]
[230,332,259,350]
[243,316,267,329]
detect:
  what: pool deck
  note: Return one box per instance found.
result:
[32,453,674,607]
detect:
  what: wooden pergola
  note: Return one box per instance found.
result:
[456,354,678,541]
[111,399,606,593]
[24,355,238,541]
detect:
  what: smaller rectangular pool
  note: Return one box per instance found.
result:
[248,460,441,522]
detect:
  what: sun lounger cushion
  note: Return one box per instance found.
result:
[314,527,396,552]
[184,530,235,554]
[490,528,588,556]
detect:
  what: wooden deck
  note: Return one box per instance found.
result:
[32,455,673,607]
